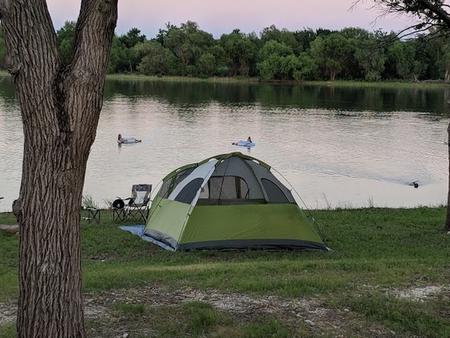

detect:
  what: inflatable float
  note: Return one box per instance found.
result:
[232,140,256,148]
[118,137,142,145]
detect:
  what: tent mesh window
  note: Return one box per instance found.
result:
[157,178,173,200]
[199,176,256,205]
[261,178,289,203]
[174,178,204,204]
[158,167,196,200]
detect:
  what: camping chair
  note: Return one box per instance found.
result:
[113,184,152,222]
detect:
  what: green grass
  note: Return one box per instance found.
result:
[1,207,450,336]
[1,208,449,298]
[242,320,290,338]
[112,303,146,315]
[0,213,17,224]
[2,70,448,89]
[2,70,448,88]
[301,79,450,89]
[105,73,450,89]
[344,294,450,337]
[106,73,261,84]
[183,301,223,335]
[0,324,15,338]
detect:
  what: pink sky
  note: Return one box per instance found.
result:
[47,0,417,37]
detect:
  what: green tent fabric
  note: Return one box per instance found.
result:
[145,152,327,251]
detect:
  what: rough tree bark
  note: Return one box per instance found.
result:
[0,0,118,336]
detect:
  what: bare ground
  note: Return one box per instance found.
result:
[0,225,18,235]
[6,284,448,337]
[0,286,426,337]
[389,285,450,302]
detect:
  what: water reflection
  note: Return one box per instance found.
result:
[105,79,450,115]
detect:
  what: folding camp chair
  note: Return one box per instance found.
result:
[81,207,101,224]
[113,184,152,222]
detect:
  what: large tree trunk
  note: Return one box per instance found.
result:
[0,0,118,337]
[16,155,88,337]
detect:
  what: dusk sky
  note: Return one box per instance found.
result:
[47,0,417,37]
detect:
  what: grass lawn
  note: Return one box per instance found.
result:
[0,207,449,337]
[2,71,448,89]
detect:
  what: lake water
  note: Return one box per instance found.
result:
[0,77,448,211]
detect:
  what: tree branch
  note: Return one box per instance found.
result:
[0,0,59,76]
[371,0,450,28]
[417,0,450,27]
[0,0,61,135]
[61,0,118,147]
[70,0,118,84]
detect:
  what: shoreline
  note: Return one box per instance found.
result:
[106,73,450,89]
[1,70,448,89]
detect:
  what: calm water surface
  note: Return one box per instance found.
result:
[0,77,448,211]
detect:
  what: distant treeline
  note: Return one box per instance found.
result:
[5,21,450,81]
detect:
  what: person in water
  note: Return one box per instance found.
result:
[247,136,252,143]
[118,134,124,144]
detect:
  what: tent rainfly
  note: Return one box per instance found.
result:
[144,152,327,251]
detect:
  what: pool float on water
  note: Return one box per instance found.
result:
[118,137,142,145]
[232,140,256,148]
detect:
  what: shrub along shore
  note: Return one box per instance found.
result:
[0,208,449,336]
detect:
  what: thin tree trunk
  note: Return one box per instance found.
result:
[0,0,118,336]
[330,70,336,81]
[447,121,450,232]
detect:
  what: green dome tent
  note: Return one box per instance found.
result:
[145,152,327,251]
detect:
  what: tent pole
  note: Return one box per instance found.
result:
[217,159,231,205]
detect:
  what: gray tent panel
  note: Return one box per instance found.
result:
[212,157,265,200]
[245,159,295,203]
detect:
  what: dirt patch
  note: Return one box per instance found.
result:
[89,285,394,337]
[390,285,449,302]
[0,224,18,235]
[1,285,402,336]
[84,298,110,320]
[0,300,108,326]
[0,302,16,326]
